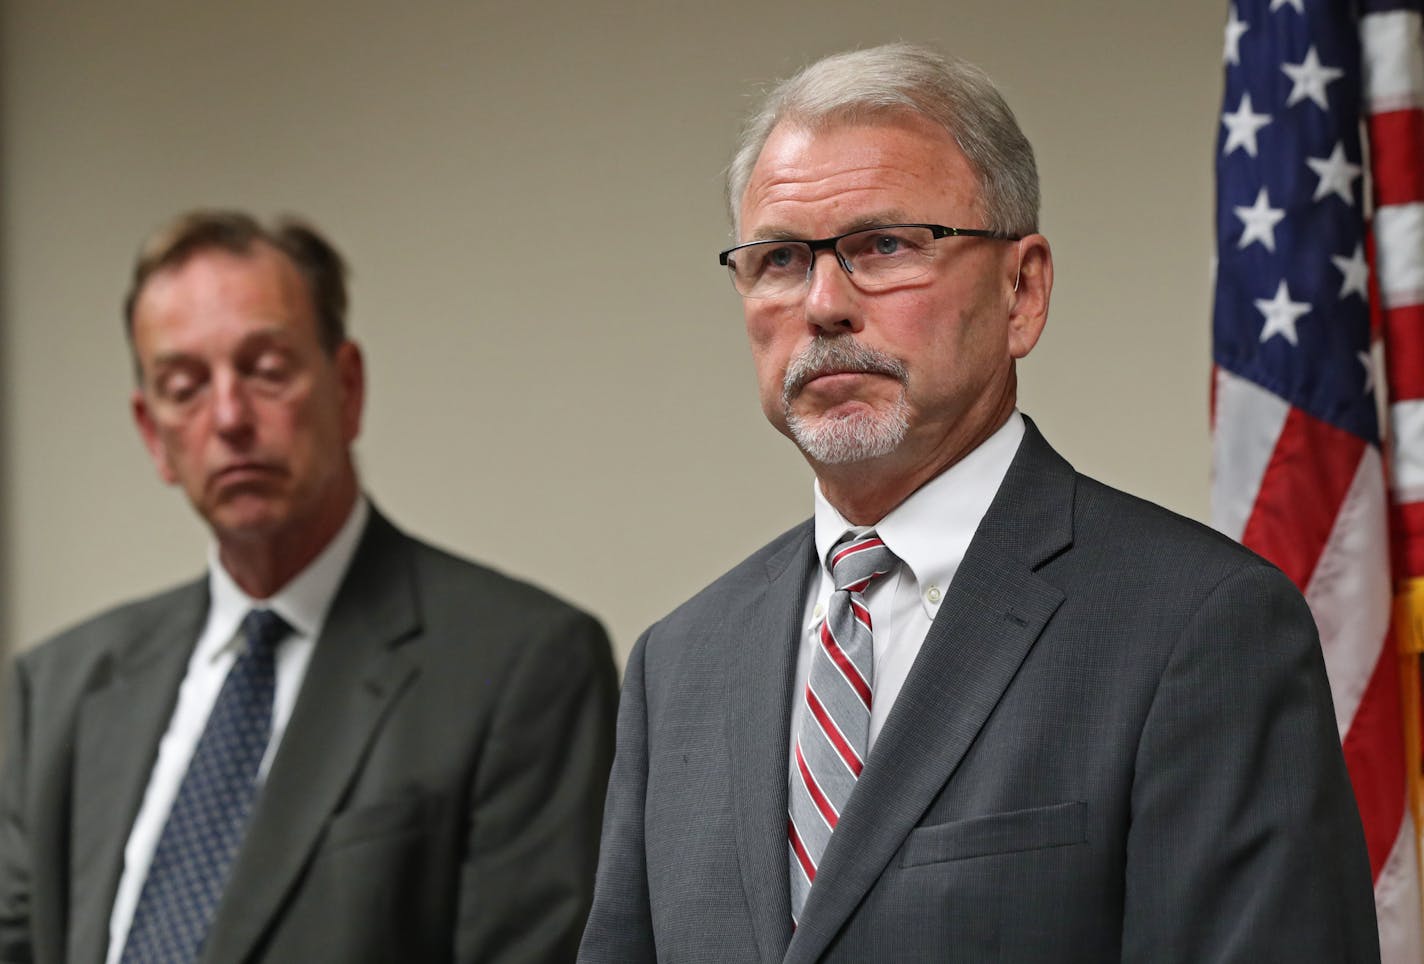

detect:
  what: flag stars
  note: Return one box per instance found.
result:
[1331,243,1369,299]
[1222,93,1272,157]
[1283,47,1345,110]
[1235,188,1286,252]
[1224,5,1249,65]
[1270,0,1305,12]
[1358,351,1375,396]
[1255,280,1311,345]
[1306,143,1362,204]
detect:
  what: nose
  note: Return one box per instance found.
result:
[801,248,864,335]
[211,370,255,440]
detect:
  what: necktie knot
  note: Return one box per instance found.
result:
[827,532,898,594]
[241,608,290,660]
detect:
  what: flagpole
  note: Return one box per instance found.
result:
[1393,582,1424,920]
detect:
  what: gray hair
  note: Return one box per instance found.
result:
[725,43,1039,238]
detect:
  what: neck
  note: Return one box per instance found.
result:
[814,395,1014,526]
[217,477,358,599]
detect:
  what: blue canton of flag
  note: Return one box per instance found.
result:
[1214,0,1377,444]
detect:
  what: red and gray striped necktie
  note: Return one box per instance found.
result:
[788,531,897,923]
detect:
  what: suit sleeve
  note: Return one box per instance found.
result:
[577,629,656,963]
[1121,562,1380,962]
[452,610,619,964]
[0,658,34,963]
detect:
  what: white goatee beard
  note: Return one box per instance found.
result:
[787,400,910,464]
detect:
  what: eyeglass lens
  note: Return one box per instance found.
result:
[727,225,942,298]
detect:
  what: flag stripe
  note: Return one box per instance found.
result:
[1376,203,1424,306]
[1340,629,1408,877]
[1239,408,1367,590]
[1390,399,1424,496]
[1368,111,1424,204]
[1382,306,1424,400]
[1375,821,1424,958]
[1392,501,1424,577]
[1305,447,1392,737]
[1361,10,1424,113]
[1211,367,1292,542]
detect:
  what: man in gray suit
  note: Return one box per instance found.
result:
[0,210,618,962]
[580,44,1379,961]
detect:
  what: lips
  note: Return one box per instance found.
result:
[798,368,882,392]
[210,461,286,489]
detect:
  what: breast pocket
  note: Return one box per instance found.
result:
[321,789,433,851]
[899,801,1088,868]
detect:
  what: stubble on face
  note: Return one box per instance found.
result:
[781,337,911,464]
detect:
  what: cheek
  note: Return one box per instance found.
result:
[745,308,791,380]
[157,424,203,487]
[163,419,202,461]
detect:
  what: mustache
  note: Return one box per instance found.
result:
[781,338,908,406]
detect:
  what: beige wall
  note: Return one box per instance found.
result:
[0,1,1224,663]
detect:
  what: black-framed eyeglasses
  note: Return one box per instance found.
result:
[717,223,1020,299]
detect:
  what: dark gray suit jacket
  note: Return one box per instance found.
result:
[0,507,619,963]
[580,421,1378,962]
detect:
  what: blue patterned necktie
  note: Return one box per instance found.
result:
[120,609,290,963]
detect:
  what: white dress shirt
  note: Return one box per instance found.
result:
[105,497,370,963]
[789,412,1024,768]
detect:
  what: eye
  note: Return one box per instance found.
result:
[871,234,903,255]
[766,245,799,269]
[249,349,294,387]
[840,226,934,266]
[858,229,931,258]
[154,366,205,405]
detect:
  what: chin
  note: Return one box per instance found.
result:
[788,407,910,465]
[203,498,292,542]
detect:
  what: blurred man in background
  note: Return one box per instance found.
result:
[0,210,617,963]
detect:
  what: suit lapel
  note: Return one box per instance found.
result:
[726,523,817,963]
[202,510,422,963]
[786,420,1075,964]
[68,581,208,964]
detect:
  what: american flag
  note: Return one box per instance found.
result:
[1211,0,1424,957]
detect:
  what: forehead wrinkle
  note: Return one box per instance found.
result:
[749,168,923,209]
[141,321,296,360]
[745,178,923,231]
[747,209,916,243]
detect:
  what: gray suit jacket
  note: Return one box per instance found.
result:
[579,421,1378,962]
[0,507,619,963]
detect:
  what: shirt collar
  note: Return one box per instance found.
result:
[813,411,1025,612]
[201,495,370,664]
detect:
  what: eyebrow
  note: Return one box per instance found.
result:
[745,211,915,243]
[147,350,201,371]
[144,326,293,371]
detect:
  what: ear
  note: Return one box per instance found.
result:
[131,388,179,485]
[334,340,365,443]
[1006,233,1052,360]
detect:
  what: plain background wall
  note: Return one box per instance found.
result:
[0,0,1224,665]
